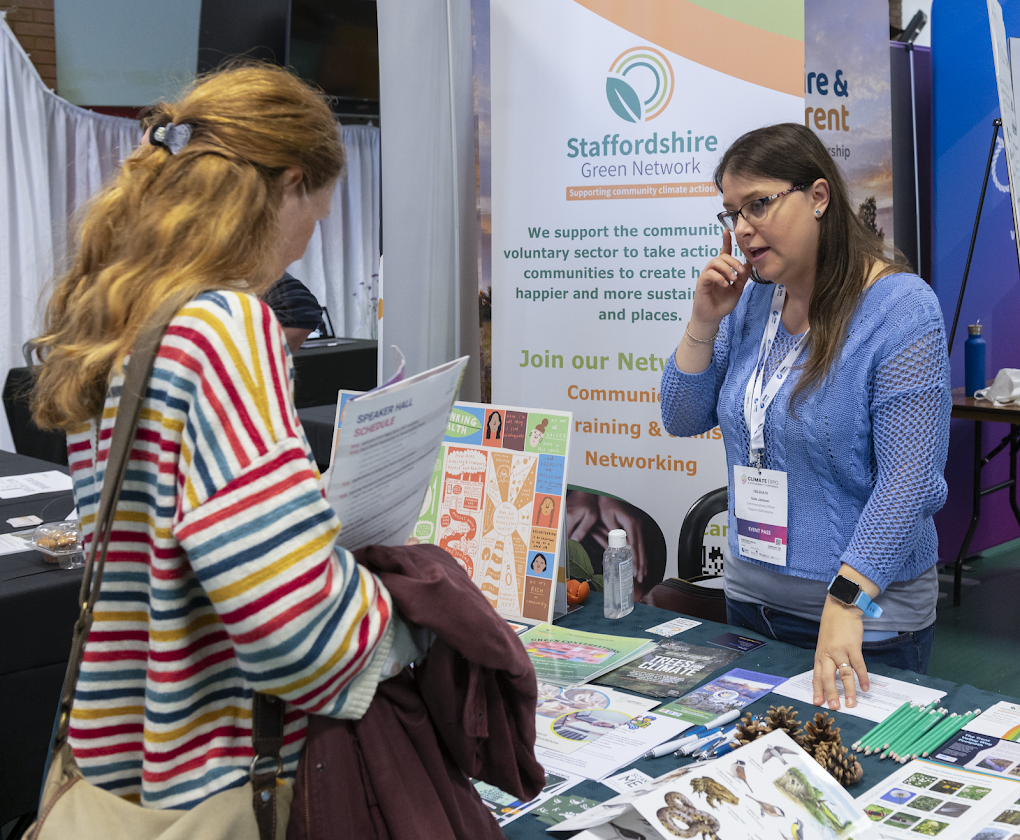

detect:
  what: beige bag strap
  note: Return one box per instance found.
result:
[56,297,183,745]
[48,296,283,838]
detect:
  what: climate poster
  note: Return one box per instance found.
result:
[480,0,805,580]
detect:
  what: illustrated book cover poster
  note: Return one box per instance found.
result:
[657,668,786,725]
[411,401,572,624]
[519,624,656,687]
[592,640,741,698]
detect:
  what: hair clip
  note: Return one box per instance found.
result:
[151,122,193,155]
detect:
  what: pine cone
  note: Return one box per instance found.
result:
[763,705,803,742]
[808,739,861,786]
[802,712,840,749]
[734,711,766,746]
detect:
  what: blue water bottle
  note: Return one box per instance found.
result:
[965,323,986,397]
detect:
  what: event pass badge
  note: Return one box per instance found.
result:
[733,466,787,566]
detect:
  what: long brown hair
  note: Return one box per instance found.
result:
[32,63,344,430]
[714,123,912,404]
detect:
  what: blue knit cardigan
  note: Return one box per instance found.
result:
[661,273,951,591]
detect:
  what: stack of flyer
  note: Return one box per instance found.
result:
[519,624,656,687]
[555,730,875,839]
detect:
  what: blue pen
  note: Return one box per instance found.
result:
[675,728,725,756]
[690,735,726,759]
[677,724,738,757]
[706,740,741,759]
[690,728,739,758]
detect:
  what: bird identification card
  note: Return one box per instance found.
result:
[733,466,788,566]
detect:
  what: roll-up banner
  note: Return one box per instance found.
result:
[806,0,895,248]
[482,0,804,594]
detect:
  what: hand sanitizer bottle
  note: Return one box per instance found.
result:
[603,529,634,619]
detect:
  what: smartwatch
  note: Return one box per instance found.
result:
[827,574,883,618]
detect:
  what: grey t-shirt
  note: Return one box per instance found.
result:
[724,557,937,632]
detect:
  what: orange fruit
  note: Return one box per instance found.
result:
[566,579,590,604]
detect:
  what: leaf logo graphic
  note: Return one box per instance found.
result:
[606,46,674,122]
[606,77,642,122]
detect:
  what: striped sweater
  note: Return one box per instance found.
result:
[66,291,395,809]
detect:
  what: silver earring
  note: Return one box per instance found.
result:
[815,209,822,217]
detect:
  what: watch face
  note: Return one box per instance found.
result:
[829,575,861,605]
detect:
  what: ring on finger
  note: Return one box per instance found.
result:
[836,662,851,670]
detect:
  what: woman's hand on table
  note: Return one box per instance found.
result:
[813,566,880,709]
[813,597,868,710]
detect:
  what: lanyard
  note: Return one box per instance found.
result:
[742,284,809,469]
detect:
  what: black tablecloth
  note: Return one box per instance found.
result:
[297,404,337,472]
[503,594,1012,839]
[292,339,376,409]
[0,450,78,825]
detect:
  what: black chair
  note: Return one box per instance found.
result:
[676,486,728,579]
[643,486,728,621]
[3,367,67,465]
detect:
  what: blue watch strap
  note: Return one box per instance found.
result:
[828,574,884,618]
[852,589,883,618]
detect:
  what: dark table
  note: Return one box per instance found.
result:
[297,404,338,473]
[503,594,1014,839]
[292,338,377,409]
[0,450,78,827]
[949,387,1020,605]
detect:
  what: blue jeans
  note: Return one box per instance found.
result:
[726,597,935,675]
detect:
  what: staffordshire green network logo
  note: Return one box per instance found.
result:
[606,46,674,123]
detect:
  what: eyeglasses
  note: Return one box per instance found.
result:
[716,184,808,231]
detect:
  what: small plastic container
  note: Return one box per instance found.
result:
[32,521,85,569]
[603,529,634,620]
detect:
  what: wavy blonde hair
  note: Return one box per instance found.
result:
[32,63,343,430]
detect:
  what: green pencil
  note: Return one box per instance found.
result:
[920,710,980,759]
[914,712,966,758]
[864,702,923,755]
[877,703,930,754]
[854,701,913,752]
[900,708,949,761]
[883,703,940,757]
[914,711,964,755]
[885,707,940,759]
[890,708,946,761]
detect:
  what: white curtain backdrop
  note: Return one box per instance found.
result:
[377,0,481,398]
[1,12,382,453]
[0,15,138,452]
[286,124,381,340]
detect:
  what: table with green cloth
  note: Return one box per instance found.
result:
[502,594,1008,839]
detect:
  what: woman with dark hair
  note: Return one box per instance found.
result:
[660,123,950,712]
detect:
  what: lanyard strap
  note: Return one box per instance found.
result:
[742,284,809,467]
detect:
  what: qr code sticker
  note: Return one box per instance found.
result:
[701,544,726,577]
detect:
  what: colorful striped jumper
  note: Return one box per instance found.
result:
[66,291,395,809]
